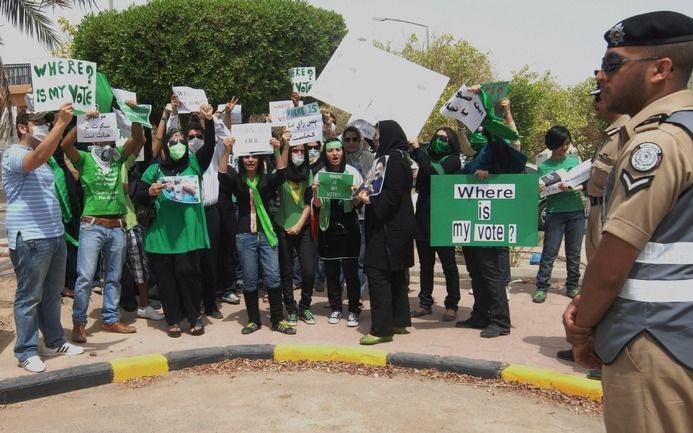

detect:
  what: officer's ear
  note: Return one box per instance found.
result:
[651,57,674,83]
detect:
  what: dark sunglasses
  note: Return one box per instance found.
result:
[600,54,660,74]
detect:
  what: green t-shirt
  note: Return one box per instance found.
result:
[539,156,584,213]
[274,172,312,230]
[121,155,138,229]
[75,148,127,216]
[140,155,210,254]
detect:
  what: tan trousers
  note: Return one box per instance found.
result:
[603,333,693,433]
[585,203,602,262]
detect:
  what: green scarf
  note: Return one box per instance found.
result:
[246,176,277,247]
[47,157,79,246]
[319,197,353,232]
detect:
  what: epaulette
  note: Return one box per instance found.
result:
[635,113,668,129]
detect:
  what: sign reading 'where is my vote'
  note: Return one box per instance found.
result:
[430,174,538,247]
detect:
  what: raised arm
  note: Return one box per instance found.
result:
[22,103,74,171]
[120,100,146,160]
[195,104,216,171]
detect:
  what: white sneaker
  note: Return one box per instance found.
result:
[21,356,46,373]
[137,305,165,321]
[221,292,241,304]
[347,312,359,327]
[328,311,342,324]
[44,342,85,357]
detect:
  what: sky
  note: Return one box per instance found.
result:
[1,0,692,87]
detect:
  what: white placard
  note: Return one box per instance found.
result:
[539,160,592,198]
[171,86,208,113]
[440,84,487,132]
[310,35,449,139]
[286,102,319,119]
[269,100,303,126]
[347,117,376,140]
[287,114,323,146]
[31,58,97,112]
[112,88,137,103]
[231,123,273,156]
[289,66,316,96]
[77,113,119,143]
[217,104,242,124]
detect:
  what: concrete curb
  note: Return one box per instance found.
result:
[0,344,602,404]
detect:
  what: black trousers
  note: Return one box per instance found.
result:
[415,240,460,311]
[277,225,315,314]
[149,250,202,326]
[462,246,511,332]
[366,266,411,337]
[201,205,220,313]
[325,258,361,314]
[216,199,237,292]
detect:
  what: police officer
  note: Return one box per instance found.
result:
[563,11,693,433]
[584,87,629,260]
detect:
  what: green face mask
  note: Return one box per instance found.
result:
[431,136,450,154]
[168,141,187,160]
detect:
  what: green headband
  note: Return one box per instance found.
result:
[325,140,343,150]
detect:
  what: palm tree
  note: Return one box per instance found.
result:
[0,0,96,140]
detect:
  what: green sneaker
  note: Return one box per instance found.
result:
[272,320,297,335]
[393,327,410,335]
[567,288,580,298]
[300,309,316,325]
[533,290,547,303]
[287,312,298,327]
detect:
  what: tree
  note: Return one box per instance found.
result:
[72,0,347,119]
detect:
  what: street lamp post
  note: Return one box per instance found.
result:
[373,16,429,51]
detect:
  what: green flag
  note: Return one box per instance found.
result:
[118,102,153,128]
[95,72,115,113]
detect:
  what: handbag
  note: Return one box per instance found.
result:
[130,165,160,228]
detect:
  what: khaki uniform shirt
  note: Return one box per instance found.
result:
[603,90,693,250]
[586,115,630,197]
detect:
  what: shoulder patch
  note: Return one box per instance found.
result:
[629,142,662,172]
[620,170,654,196]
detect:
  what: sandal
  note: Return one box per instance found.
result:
[190,318,205,336]
[410,307,431,318]
[359,334,393,345]
[167,324,182,338]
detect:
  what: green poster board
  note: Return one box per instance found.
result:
[118,102,153,128]
[430,174,539,247]
[317,172,354,200]
[481,81,509,103]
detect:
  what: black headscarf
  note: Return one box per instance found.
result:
[375,120,408,158]
[321,138,347,173]
[161,130,190,173]
[427,127,460,161]
[285,144,310,182]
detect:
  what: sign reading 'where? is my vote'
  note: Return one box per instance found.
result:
[31,58,97,113]
[430,174,539,247]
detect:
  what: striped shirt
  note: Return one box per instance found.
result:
[2,144,64,249]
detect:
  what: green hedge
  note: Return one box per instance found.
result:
[72,0,346,118]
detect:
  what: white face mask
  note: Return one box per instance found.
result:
[30,124,50,142]
[188,137,204,153]
[308,149,320,164]
[291,153,305,166]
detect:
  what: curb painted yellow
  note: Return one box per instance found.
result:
[274,345,388,366]
[501,364,603,402]
[109,354,169,382]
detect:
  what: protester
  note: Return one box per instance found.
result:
[218,131,296,335]
[312,137,364,326]
[356,120,415,345]
[136,104,216,337]
[533,126,584,303]
[409,127,462,321]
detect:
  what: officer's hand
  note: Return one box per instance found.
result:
[572,338,602,370]
[562,296,592,346]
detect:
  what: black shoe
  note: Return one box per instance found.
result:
[480,326,509,338]
[241,322,260,335]
[206,309,224,320]
[272,320,297,335]
[455,318,489,329]
[587,370,602,381]
[557,349,575,362]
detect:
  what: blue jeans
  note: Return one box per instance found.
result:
[235,232,280,291]
[536,210,585,291]
[10,234,67,362]
[72,222,126,325]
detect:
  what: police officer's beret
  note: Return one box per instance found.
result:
[604,11,693,48]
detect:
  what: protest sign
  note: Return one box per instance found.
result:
[430,174,539,247]
[217,104,242,124]
[231,123,273,156]
[112,88,136,104]
[354,155,388,197]
[481,81,510,103]
[31,58,97,113]
[539,160,592,198]
[171,86,208,113]
[286,102,319,119]
[289,66,316,96]
[310,35,449,139]
[269,100,303,126]
[287,114,323,146]
[119,103,152,129]
[317,172,354,200]
[77,113,119,142]
[161,175,201,204]
[440,84,487,131]
[346,118,376,140]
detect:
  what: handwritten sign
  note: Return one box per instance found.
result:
[217,104,242,124]
[289,66,316,96]
[77,113,119,142]
[481,81,510,104]
[171,86,208,113]
[231,123,273,156]
[269,100,300,126]
[317,172,354,200]
[286,102,319,119]
[440,84,487,131]
[31,58,97,113]
[112,88,136,104]
[347,118,376,140]
[287,114,323,146]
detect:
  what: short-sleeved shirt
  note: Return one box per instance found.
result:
[140,155,210,254]
[603,90,693,251]
[538,157,584,213]
[74,148,127,216]
[2,144,64,249]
